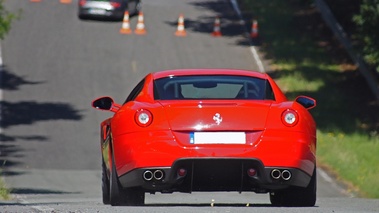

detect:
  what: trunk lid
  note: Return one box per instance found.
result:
[159,100,271,131]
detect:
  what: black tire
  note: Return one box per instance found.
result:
[129,0,141,16]
[270,168,317,207]
[124,187,145,206]
[269,190,282,206]
[110,155,126,206]
[78,13,86,20]
[109,154,145,206]
[135,0,142,13]
[101,160,110,205]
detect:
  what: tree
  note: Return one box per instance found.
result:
[353,0,379,72]
[0,0,18,40]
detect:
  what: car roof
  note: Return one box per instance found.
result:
[151,69,269,80]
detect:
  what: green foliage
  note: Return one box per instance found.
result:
[0,170,9,200]
[0,0,18,40]
[318,132,379,197]
[0,181,9,200]
[353,0,379,71]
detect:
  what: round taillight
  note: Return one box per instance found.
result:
[135,109,153,127]
[79,0,86,6]
[110,2,121,8]
[281,109,298,126]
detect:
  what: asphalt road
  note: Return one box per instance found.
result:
[1,0,378,212]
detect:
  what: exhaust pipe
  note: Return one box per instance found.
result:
[281,170,292,181]
[271,169,281,180]
[153,170,164,180]
[143,170,153,181]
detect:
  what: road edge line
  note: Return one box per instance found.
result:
[230,0,265,73]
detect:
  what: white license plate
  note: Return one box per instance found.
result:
[190,132,246,144]
[89,9,106,15]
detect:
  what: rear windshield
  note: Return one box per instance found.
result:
[154,75,275,100]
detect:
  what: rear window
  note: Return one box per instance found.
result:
[154,75,275,100]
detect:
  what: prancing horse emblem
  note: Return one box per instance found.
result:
[213,113,223,125]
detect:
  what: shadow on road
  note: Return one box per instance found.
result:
[163,0,252,45]
[0,66,83,169]
[1,101,82,128]
[10,188,79,195]
[0,66,42,91]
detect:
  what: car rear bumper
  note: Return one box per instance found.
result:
[118,158,312,193]
[112,130,316,177]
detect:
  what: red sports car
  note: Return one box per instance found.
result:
[92,69,317,206]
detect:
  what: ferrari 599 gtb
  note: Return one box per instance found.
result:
[91,69,317,206]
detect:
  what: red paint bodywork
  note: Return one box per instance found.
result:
[93,69,317,189]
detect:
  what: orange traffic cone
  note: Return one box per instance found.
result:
[120,11,132,34]
[175,14,186,37]
[60,0,72,3]
[251,19,259,39]
[212,16,222,37]
[134,12,146,35]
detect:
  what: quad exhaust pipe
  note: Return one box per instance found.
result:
[143,170,153,181]
[271,169,292,181]
[153,170,164,180]
[281,170,292,180]
[143,169,165,181]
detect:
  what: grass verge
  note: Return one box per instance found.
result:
[238,0,379,198]
[0,171,10,200]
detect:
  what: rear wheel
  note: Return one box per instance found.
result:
[135,0,142,13]
[124,187,145,206]
[127,0,141,16]
[109,156,125,206]
[101,160,110,204]
[109,154,145,206]
[270,168,317,207]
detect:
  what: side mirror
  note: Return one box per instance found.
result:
[295,96,316,109]
[92,97,120,112]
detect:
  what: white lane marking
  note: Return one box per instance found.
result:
[317,167,334,183]
[317,168,354,197]
[230,0,265,73]
[250,46,265,73]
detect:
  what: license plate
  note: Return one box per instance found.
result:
[89,9,106,15]
[190,132,246,144]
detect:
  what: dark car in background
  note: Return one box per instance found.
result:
[78,0,141,20]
